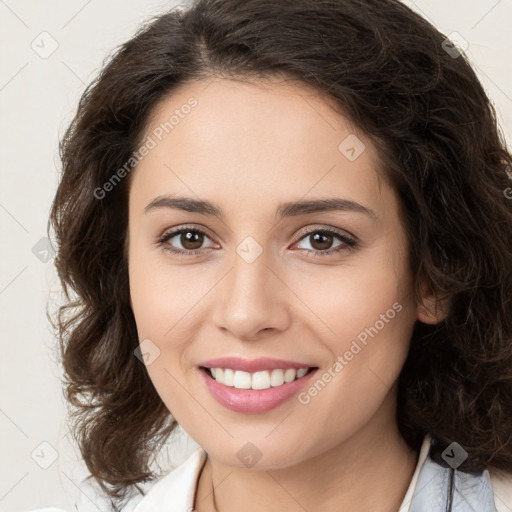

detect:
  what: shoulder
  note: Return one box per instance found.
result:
[73,447,207,512]
[489,467,512,512]
[27,447,207,512]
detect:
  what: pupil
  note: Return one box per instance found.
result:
[182,231,203,250]
[312,232,332,250]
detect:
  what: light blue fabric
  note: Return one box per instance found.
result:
[29,437,505,511]
[409,451,498,512]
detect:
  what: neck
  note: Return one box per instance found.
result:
[194,401,419,512]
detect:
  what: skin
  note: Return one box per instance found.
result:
[127,75,445,512]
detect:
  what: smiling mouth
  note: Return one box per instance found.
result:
[200,366,318,391]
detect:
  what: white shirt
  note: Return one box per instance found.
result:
[31,434,512,511]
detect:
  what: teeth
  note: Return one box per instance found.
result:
[270,369,285,387]
[208,367,312,390]
[233,370,252,389]
[296,368,308,378]
[223,368,235,386]
[284,368,296,383]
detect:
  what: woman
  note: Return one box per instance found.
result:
[38,0,512,510]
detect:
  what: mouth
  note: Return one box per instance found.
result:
[199,365,319,413]
[199,366,318,390]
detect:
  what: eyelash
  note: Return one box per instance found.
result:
[156,225,357,259]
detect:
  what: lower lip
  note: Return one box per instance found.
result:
[199,367,318,413]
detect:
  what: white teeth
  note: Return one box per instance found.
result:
[208,367,312,390]
[296,368,308,378]
[233,370,252,389]
[270,369,285,386]
[284,368,296,383]
[251,371,270,390]
[223,368,235,386]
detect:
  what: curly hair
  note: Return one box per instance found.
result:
[48,0,512,506]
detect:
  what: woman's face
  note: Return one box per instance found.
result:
[127,76,426,469]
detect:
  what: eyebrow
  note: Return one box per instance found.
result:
[144,195,378,220]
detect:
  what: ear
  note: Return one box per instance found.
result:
[416,278,450,325]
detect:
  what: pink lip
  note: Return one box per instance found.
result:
[199,357,314,373]
[199,366,319,413]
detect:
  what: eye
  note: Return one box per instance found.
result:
[156,225,357,258]
[291,227,357,258]
[157,226,217,256]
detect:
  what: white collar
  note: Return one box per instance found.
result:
[133,435,432,511]
[399,434,432,511]
[133,446,207,511]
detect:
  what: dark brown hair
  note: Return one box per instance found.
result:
[48,0,512,506]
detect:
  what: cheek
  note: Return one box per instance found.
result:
[295,273,414,393]
[128,247,202,419]
[293,295,415,454]
[286,243,416,408]
[128,243,203,337]
[287,251,412,345]
[128,260,169,339]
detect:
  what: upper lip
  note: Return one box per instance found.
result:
[199,357,317,373]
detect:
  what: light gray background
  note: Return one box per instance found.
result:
[1,0,511,509]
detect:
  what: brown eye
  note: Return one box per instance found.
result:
[308,232,335,251]
[158,226,356,258]
[158,227,216,255]
[293,228,357,258]
[178,230,205,250]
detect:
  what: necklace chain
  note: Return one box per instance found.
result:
[208,457,219,512]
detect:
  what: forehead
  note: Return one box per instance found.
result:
[130,76,394,221]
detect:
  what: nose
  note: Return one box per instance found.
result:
[212,246,291,341]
